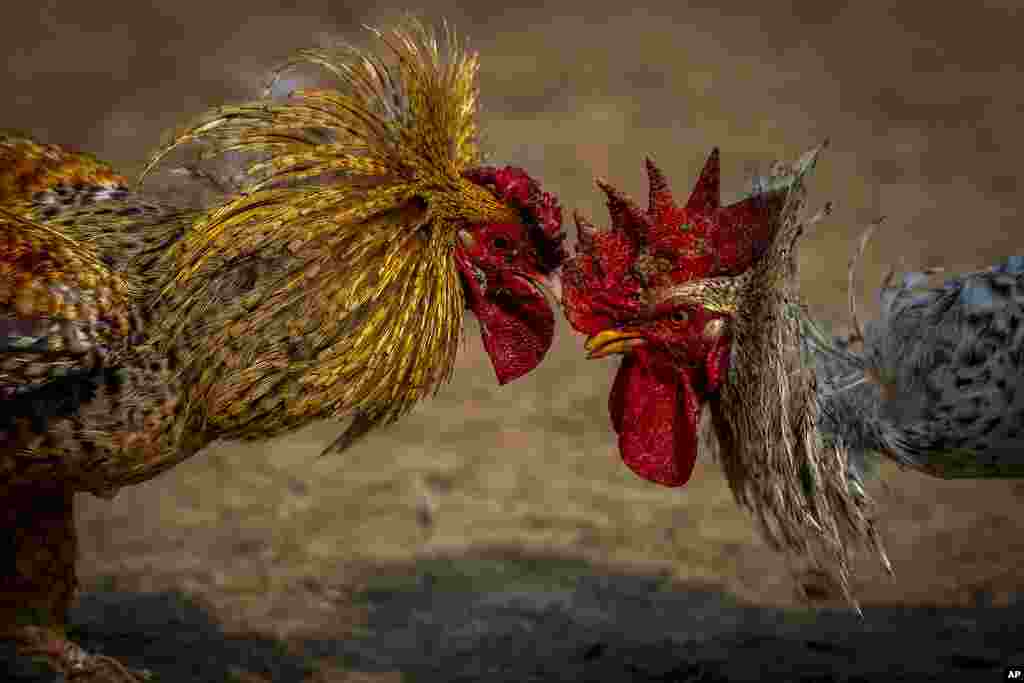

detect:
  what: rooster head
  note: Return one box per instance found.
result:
[562,148,787,486]
[455,165,566,385]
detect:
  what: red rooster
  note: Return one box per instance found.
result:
[561,143,891,604]
[561,147,792,487]
[564,138,1024,604]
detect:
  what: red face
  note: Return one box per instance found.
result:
[562,149,781,487]
[579,303,734,487]
[456,166,566,385]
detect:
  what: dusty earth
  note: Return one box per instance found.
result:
[3,1,1024,680]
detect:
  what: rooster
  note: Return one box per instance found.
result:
[0,18,566,681]
[562,141,1024,606]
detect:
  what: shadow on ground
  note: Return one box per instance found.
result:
[7,549,1022,682]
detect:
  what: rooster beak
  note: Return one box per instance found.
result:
[518,269,562,309]
[544,271,563,303]
[457,228,476,250]
[585,328,646,359]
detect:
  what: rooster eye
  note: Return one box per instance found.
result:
[670,310,689,322]
[492,236,509,249]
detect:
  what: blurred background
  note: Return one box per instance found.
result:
[3,1,1023,680]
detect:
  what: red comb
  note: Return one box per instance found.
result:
[464,165,566,274]
[563,148,789,335]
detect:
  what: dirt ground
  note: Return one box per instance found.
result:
[3,1,1024,681]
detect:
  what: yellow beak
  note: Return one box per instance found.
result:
[584,328,647,359]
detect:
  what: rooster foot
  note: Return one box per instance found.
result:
[15,626,152,682]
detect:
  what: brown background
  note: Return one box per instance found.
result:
[3,1,1023,680]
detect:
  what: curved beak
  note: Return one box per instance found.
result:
[517,269,562,309]
[544,271,563,303]
[585,328,646,359]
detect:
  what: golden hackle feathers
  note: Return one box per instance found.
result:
[137,17,520,452]
[140,17,501,199]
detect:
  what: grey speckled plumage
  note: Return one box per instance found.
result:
[807,248,1024,485]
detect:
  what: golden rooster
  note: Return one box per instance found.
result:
[0,18,565,681]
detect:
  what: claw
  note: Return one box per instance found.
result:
[16,627,152,682]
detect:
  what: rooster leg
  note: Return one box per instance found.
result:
[0,486,151,681]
